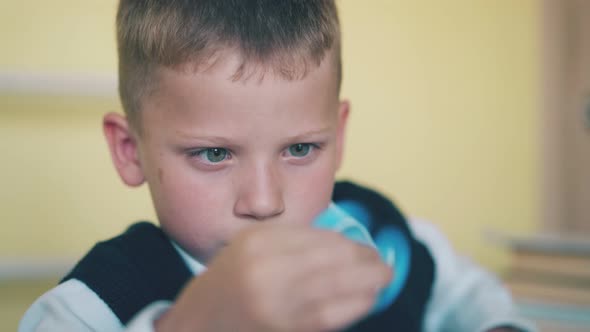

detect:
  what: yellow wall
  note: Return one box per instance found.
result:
[0,1,540,329]
[337,1,540,267]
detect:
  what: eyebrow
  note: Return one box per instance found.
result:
[176,127,332,142]
[283,128,333,142]
[175,131,235,145]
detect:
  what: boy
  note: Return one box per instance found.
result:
[20,1,535,331]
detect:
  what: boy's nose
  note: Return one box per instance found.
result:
[234,163,285,221]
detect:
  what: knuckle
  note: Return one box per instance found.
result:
[313,273,339,296]
[370,263,393,291]
[249,299,271,323]
[240,278,276,328]
[241,261,259,287]
[368,246,382,260]
[382,264,394,282]
[311,305,339,331]
[242,256,271,290]
[337,241,358,261]
[331,269,353,293]
[321,230,347,246]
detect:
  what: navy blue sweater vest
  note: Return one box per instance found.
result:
[62,181,434,331]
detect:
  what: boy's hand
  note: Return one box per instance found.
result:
[155,224,393,332]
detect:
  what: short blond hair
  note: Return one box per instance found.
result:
[116,0,341,130]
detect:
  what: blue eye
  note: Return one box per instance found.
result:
[288,143,312,157]
[193,148,228,163]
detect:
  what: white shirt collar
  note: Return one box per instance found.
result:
[171,241,207,275]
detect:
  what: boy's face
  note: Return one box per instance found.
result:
[109,51,348,263]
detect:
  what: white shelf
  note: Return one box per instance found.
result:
[0,257,75,281]
[0,71,117,97]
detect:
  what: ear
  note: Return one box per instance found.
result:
[103,112,145,187]
[335,100,350,170]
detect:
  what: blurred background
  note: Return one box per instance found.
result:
[1,0,589,331]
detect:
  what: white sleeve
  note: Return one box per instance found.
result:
[125,301,172,332]
[408,218,537,332]
[18,279,172,332]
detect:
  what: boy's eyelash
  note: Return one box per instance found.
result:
[284,143,323,159]
[294,142,322,150]
[187,149,204,157]
[186,149,202,157]
[185,143,324,154]
[186,148,231,157]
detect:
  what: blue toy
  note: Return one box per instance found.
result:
[313,202,411,314]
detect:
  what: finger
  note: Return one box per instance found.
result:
[298,258,393,307]
[299,292,377,332]
[236,224,344,256]
[292,237,383,276]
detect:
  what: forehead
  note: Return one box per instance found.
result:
[139,50,340,136]
[153,49,338,109]
[172,47,339,94]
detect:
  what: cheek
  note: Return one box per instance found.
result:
[145,158,232,249]
[287,160,336,225]
[156,171,228,227]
